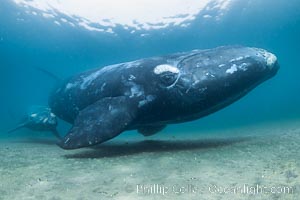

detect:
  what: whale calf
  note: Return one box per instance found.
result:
[8,106,60,139]
[49,46,279,149]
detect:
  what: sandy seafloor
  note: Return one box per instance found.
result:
[0,119,300,200]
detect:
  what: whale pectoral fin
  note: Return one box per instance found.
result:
[57,96,137,149]
[138,125,166,136]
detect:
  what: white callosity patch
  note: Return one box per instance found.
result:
[238,63,249,71]
[266,53,277,68]
[254,48,277,69]
[12,0,233,33]
[154,64,179,75]
[226,64,238,74]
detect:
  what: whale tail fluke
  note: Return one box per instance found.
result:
[7,123,26,133]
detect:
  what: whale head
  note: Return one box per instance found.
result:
[151,46,279,122]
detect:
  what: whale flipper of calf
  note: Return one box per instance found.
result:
[50,46,279,149]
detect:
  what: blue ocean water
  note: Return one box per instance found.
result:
[0,0,300,138]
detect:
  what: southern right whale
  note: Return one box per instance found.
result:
[44,46,279,149]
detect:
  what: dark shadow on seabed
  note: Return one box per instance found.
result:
[9,136,253,158]
[63,137,253,159]
[10,137,58,145]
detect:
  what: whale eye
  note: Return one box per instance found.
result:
[154,64,180,87]
[159,72,178,87]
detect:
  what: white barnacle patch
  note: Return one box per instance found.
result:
[226,64,238,74]
[218,64,226,68]
[154,64,179,75]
